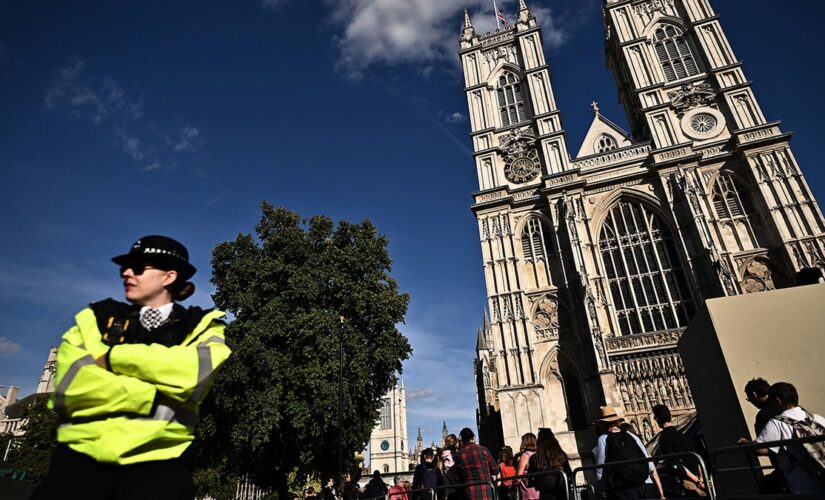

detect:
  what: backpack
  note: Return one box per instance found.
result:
[423,466,439,489]
[605,430,649,488]
[776,409,825,477]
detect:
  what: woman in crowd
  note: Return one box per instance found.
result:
[440,434,460,500]
[527,428,572,500]
[516,433,539,500]
[498,446,516,500]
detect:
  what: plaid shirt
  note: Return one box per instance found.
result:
[454,442,498,500]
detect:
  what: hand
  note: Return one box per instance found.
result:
[95,354,108,369]
[737,437,750,444]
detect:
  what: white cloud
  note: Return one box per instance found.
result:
[0,337,22,357]
[446,111,467,123]
[326,0,567,79]
[171,125,205,153]
[45,58,143,124]
[45,57,204,171]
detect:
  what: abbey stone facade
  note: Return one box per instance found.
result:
[463,0,825,461]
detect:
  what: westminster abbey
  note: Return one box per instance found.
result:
[462,0,825,462]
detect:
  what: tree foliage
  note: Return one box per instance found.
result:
[195,204,411,496]
[1,395,58,481]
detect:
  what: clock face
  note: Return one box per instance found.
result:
[504,155,539,184]
[380,440,390,451]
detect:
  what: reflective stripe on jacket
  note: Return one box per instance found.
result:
[49,305,231,465]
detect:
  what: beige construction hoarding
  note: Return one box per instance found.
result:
[678,283,825,496]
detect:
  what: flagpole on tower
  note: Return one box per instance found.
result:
[493,0,501,30]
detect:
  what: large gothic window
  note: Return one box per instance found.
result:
[521,216,554,261]
[497,72,526,127]
[712,174,756,221]
[379,398,391,429]
[599,201,695,336]
[653,25,699,82]
[712,173,764,250]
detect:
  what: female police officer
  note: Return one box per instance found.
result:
[35,235,231,499]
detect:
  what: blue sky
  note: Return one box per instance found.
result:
[1,0,824,450]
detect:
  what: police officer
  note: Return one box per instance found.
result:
[35,235,231,499]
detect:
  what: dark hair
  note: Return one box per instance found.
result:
[168,279,196,301]
[652,404,671,424]
[533,428,567,471]
[769,382,799,406]
[520,432,537,451]
[744,378,771,398]
[498,446,514,466]
[459,427,475,443]
[372,470,381,478]
[421,447,435,462]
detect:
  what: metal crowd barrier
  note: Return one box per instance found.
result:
[433,479,497,500]
[493,469,570,500]
[707,434,825,500]
[570,451,715,500]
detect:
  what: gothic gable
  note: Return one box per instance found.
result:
[575,111,634,158]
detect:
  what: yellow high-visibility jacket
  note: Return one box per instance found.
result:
[48,302,231,465]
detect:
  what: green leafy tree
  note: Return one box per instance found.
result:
[2,394,58,481]
[195,204,411,499]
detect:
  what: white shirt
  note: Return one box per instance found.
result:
[140,303,174,324]
[757,406,825,494]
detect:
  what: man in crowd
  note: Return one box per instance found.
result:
[594,406,664,500]
[453,427,498,500]
[754,382,825,495]
[651,404,705,495]
[743,377,785,493]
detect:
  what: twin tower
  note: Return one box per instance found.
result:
[463,0,825,460]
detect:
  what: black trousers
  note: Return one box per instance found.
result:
[32,445,195,500]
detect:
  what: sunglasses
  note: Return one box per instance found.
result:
[120,262,165,275]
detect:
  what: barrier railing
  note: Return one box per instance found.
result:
[710,434,825,475]
[493,470,570,500]
[432,479,497,500]
[706,434,825,498]
[570,451,714,500]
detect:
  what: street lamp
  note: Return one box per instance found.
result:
[338,315,345,497]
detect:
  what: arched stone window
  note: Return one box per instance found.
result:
[599,200,695,335]
[521,216,554,261]
[383,464,389,474]
[497,71,526,127]
[379,398,391,429]
[595,134,618,153]
[711,172,765,250]
[712,174,756,221]
[653,25,699,82]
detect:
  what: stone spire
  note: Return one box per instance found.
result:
[461,9,476,41]
[517,0,533,25]
[441,420,449,444]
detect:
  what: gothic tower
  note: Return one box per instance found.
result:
[368,379,410,474]
[464,0,825,457]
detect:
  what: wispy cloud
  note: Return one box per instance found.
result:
[44,57,206,172]
[45,57,143,124]
[170,125,205,153]
[400,322,478,443]
[0,337,22,357]
[325,0,568,79]
[446,111,467,123]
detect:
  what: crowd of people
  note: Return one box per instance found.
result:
[314,378,824,500]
